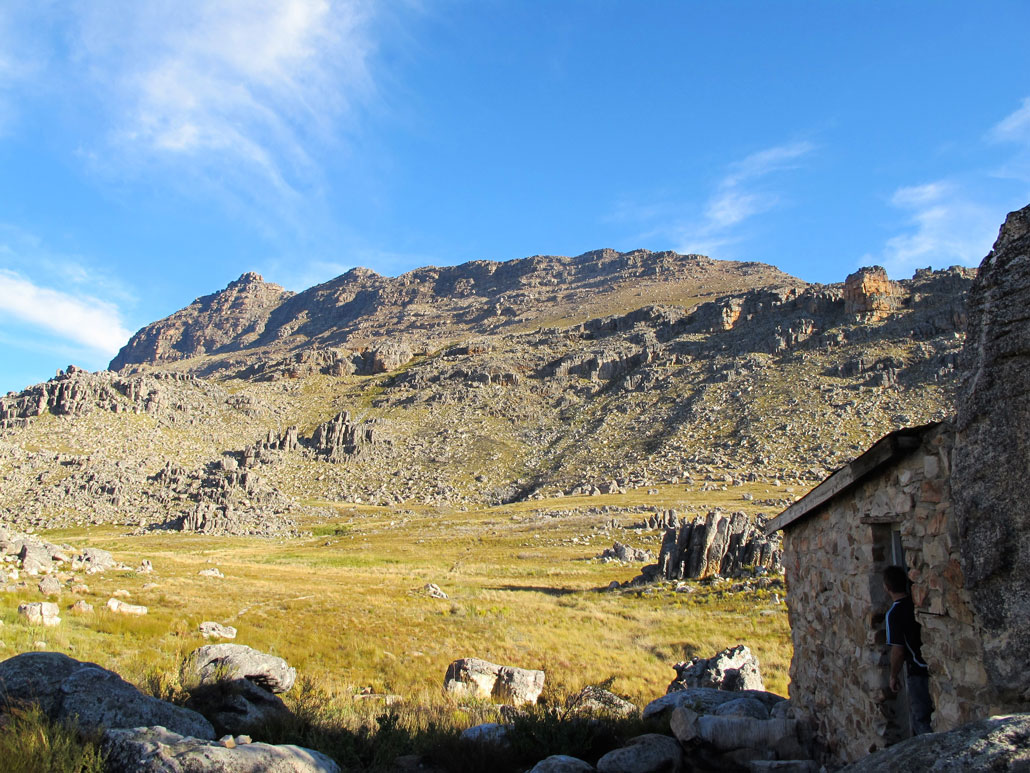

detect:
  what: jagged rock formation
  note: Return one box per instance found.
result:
[635,510,781,582]
[952,203,1030,709]
[669,645,765,692]
[443,657,545,706]
[309,411,385,460]
[109,272,293,370]
[843,266,899,320]
[0,368,214,429]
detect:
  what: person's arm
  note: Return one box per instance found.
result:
[889,644,905,693]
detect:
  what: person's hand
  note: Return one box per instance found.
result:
[889,674,900,693]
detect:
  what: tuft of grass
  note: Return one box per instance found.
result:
[0,704,105,773]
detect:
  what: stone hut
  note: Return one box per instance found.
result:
[766,204,1030,764]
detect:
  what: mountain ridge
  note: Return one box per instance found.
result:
[110,248,803,376]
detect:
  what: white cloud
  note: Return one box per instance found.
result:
[864,181,999,278]
[2,1,380,204]
[675,141,815,255]
[988,96,1030,182]
[990,97,1030,144]
[0,270,132,354]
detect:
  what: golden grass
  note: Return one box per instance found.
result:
[10,489,790,713]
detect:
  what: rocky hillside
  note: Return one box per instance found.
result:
[0,248,976,534]
[109,249,801,377]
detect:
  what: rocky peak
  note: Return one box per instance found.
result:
[109,273,294,371]
[843,266,899,320]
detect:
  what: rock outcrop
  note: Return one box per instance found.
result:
[843,266,899,320]
[443,657,545,706]
[669,645,765,692]
[632,511,781,583]
[952,203,1030,708]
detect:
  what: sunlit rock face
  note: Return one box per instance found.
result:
[843,266,899,320]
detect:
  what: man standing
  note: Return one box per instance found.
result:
[883,565,933,735]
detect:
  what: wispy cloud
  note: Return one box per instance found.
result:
[1,1,381,209]
[988,96,1030,182]
[0,226,136,369]
[613,141,815,257]
[864,181,999,278]
[990,97,1030,143]
[865,97,1030,278]
[0,270,132,354]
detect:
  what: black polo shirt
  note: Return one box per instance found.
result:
[886,596,929,676]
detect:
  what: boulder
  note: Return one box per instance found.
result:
[18,602,60,627]
[669,645,764,692]
[19,543,51,574]
[199,567,225,578]
[0,651,84,715]
[107,598,148,615]
[713,696,770,719]
[80,547,115,570]
[459,722,509,744]
[695,716,797,752]
[186,677,292,736]
[71,600,94,614]
[444,657,544,705]
[37,576,62,596]
[199,622,238,639]
[596,734,683,773]
[0,653,214,739]
[423,583,448,599]
[102,725,341,773]
[570,685,638,717]
[187,644,296,694]
[643,688,785,721]
[528,755,596,773]
[669,706,699,743]
[840,714,1030,772]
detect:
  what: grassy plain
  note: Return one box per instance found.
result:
[1,485,792,770]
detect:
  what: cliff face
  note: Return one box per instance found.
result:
[109,250,801,374]
[109,273,293,371]
[952,203,1030,706]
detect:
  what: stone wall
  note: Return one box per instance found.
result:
[782,424,991,764]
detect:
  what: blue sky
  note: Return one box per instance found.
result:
[1,1,1029,393]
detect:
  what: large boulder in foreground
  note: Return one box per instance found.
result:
[102,726,341,773]
[186,644,296,694]
[840,714,1030,772]
[595,733,683,773]
[444,657,545,705]
[643,687,785,721]
[0,652,214,739]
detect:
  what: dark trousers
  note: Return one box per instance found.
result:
[907,672,933,735]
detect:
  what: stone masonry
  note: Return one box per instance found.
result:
[779,422,1005,765]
